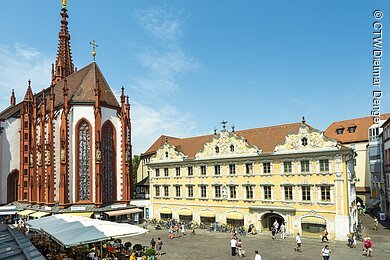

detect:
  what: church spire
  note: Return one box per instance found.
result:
[51,2,74,85]
[24,80,34,101]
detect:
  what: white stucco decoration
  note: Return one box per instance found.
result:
[150,140,187,163]
[195,130,260,160]
[274,124,338,154]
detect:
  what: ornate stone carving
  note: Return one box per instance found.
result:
[274,124,338,154]
[195,130,260,160]
[150,142,187,163]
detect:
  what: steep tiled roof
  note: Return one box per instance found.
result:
[324,114,390,144]
[0,62,119,120]
[144,122,305,159]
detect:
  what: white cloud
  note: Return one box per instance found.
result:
[135,5,182,42]
[0,43,52,110]
[131,101,198,155]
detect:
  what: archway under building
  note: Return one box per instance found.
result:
[7,170,19,203]
[301,216,326,238]
[356,196,364,207]
[261,212,285,231]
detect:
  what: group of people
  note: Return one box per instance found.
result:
[270,220,286,240]
[230,233,246,257]
[168,223,186,239]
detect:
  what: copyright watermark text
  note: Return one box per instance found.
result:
[371,10,383,124]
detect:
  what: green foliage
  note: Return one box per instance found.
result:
[146,248,156,256]
[131,154,141,197]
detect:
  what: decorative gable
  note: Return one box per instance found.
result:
[195,130,260,160]
[150,140,187,163]
[274,124,338,154]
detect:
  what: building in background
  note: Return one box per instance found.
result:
[145,120,357,240]
[325,114,390,206]
[382,118,390,217]
[0,3,134,218]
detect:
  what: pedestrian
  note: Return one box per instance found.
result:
[363,237,373,257]
[237,239,245,258]
[321,244,331,260]
[150,238,156,249]
[181,223,186,236]
[230,236,237,256]
[280,223,286,239]
[168,228,174,239]
[322,228,329,242]
[273,219,279,232]
[254,250,262,260]
[156,237,163,257]
[294,233,302,252]
[357,201,362,214]
[373,217,378,230]
[271,226,276,240]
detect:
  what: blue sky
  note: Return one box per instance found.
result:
[0,0,389,154]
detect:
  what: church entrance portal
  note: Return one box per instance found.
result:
[7,170,19,203]
[261,212,284,231]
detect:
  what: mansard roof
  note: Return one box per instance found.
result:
[0,62,119,120]
[144,122,306,159]
[324,113,390,144]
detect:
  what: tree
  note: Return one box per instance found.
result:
[131,154,141,198]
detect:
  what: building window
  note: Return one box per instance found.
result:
[336,128,344,134]
[215,146,219,153]
[164,186,169,197]
[214,165,221,175]
[301,137,308,146]
[301,160,310,173]
[155,169,160,177]
[187,166,193,176]
[187,186,194,198]
[155,186,160,197]
[229,186,237,199]
[284,186,293,201]
[348,126,356,133]
[77,120,91,201]
[302,186,311,201]
[319,159,329,172]
[164,168,169,177]
[264,186,272,200]
[214,185,221,198]
[263,162,271,173]
[283,161,292,173]
[246,186,254,199]
[245,163,253,174]
[175,186,181,197]
[229,164,236,175]
[230,145,235,152]
[200,185,207,198]
[321,186,331,202]
[175,167,181,177]
[200,165,207,175]
[165,151,168,158]
[24,133,28,140]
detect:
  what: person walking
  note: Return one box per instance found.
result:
[273,219,279,232]
[231,237,237,256]
[181,223,186,236]
[271,226,276,240]
[156,237,163,257]
[294,233,302,252]
[363,237,373,257]
[254,250,262,260]
[322,228,329,242]
[280,223,286,239]
[150,238,156,249]
[237,239,245,258]
[373,217,379,230]
[321,245,331,260]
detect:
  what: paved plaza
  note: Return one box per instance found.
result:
[124,215,390,259]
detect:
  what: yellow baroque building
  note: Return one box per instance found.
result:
[146,121,357,240]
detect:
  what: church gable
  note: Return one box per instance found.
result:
[195,130,260,160]
[274,124,338,154]
[150,140,187,163]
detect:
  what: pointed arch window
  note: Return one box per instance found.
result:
[101,121,116,204]
[76,119,91,201]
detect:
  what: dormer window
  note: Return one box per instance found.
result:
[215,146,219,154]
[230,145,235,152]
[165,151,168,158]
[348,126,357,133]
[301,137,308,146]
[336,128,344,135]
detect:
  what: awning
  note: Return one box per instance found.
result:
[160,208,172,214]
[29,211,50,219]
[178,208,192,216]
[0,211,18,216]
[17,210,36,217]
[371,199,380,206]
[199,210,215,218]
[301,216,326,225]
[105,208,142,217]
[226,212,244,220]
[63,212,93,217]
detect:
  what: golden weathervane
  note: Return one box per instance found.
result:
[62,0,67,8]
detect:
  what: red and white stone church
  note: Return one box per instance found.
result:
[0,4,133,213]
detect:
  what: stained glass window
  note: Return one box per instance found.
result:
[78,120,91,201]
